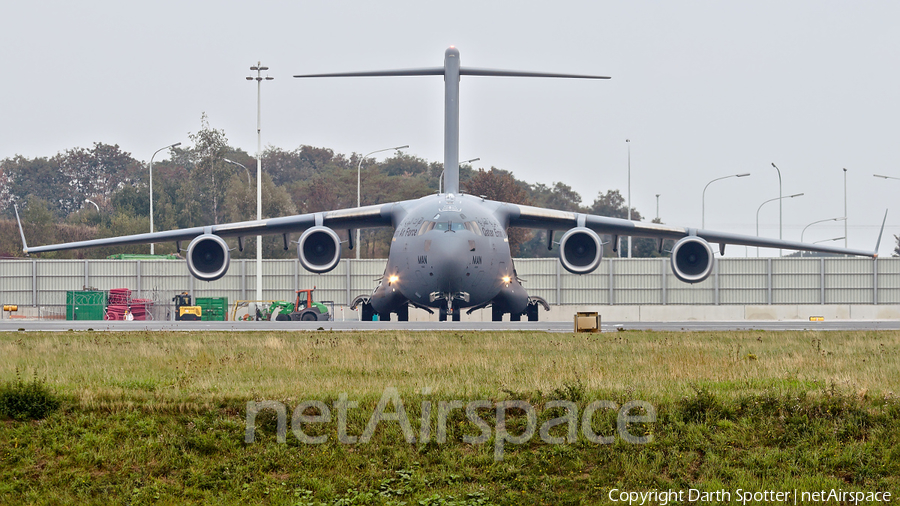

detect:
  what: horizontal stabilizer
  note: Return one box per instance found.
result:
[294,67,444,78]
[460,67,610,79]
[295,67,610,80]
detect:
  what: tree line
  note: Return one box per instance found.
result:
[0,115,670,259]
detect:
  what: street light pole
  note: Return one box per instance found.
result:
[702,173,751,229]
[655,194,660,221]
[224,158,252,186]
[84,199,100,213]
[771,163,784,255]
[756,193,804,257]
[800,217,846,256]
[356,145,409,259]
[843,168,848,248]
[626,139,631,258]
[149,142,181,255]
[247,62,273,309]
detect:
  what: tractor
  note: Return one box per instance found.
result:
[272,288,332,322]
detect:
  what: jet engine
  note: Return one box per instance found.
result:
[186,234,231,281]
[298,226,342,273]
[558,227,603,274]
[671,236,715,283]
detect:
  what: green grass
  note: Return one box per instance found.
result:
[1,330,900,504]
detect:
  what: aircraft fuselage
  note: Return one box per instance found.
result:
[369,192,529,316]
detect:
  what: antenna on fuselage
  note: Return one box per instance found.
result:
[294,47,610,196]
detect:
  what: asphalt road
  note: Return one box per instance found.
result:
[1,319,899,332]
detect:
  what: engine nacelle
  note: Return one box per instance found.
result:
[559,227,603,275]
[671,236,715,284]
[298,226,341,273]
[186,234,230,281]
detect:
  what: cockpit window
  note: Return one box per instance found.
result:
[417,220,482,235]
[418,221,436,235]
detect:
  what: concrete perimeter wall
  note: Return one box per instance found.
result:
[2,257,899,321]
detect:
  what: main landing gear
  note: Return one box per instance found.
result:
[351,295,410,322]
[489,297,548,322]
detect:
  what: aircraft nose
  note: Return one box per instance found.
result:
[430,234,472,291]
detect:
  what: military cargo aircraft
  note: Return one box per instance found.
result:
[17,47,882,321]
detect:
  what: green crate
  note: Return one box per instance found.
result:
[194,297,228,321]
[66,291,108,321]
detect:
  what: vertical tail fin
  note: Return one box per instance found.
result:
[294,47,609,197]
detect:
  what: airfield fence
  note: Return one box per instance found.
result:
[1,257,897,319]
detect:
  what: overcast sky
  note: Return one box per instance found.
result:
[2,1,898,256]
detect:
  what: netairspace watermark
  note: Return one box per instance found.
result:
[608,488,892,505]
[244,387,656,461]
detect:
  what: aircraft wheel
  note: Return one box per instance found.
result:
[451,310,460,322]
[396,304,409,322]
[439,307,448,321]
[379,311,391,322]
[510,312,521,322]
[491,305,503,322]
[526,304,539,322]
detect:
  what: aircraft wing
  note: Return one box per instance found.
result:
[504,203,880,258]
[18,203,398,255]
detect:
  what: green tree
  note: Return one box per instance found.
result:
[187,113,231,224]
[0,156,67,217]
[528,181,584,212]
[55,143,142,216]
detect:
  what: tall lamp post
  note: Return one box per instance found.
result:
[702,173,751,229]
[626,139,631,258]
[149,142,181,255]
[755,193,803,257]
[84,199,100,213]
[357,145,408,259]
[800,217,846,257]
[771,163,784,255]
[246,63,273,309]
[224,158,252,185]
[843,168,848,248]
[655,194,660,221]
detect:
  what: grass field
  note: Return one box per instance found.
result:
[2,329,900,504]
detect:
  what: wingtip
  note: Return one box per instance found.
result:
[13,204,29,252]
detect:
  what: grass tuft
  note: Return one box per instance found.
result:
[0,369,61,420]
